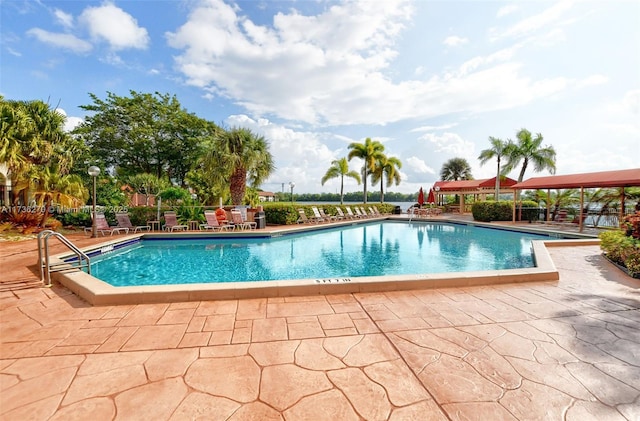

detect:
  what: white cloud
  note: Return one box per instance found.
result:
[79,2,149,50]
[26,28,92,53]
[496,1,575,40]
[53,8,74,29]
[497,4,518,18]
[406,156,435,175]
[443,35,468,47]
[420,132,475,158]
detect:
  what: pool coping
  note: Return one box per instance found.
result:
[51,218,600,305]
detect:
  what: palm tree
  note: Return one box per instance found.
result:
[503,128,557,183]
[347,138,385,204]
[321,157,361,204]
[371,155,402,203]
[440,157,473,181]
[30,165,87,227]
[478,136,508,200]
[206,127,275,206]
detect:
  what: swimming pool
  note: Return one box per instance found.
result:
[90,221,550,287]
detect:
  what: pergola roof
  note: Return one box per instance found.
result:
[512,168,640,190]
[434,176,517,192]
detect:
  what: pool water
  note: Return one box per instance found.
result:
[91,221,551,287]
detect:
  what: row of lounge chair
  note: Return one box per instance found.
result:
[85,208,258,236]
[297,205,384,224]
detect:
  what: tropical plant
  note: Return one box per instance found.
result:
[1,98,83,204]
[440,157,473,181]
[201,127,275,206]
[321,157,361,204]
[478,136,508,200]
[158,186,190,206]
[371,155,402,203]
[125,173,168,206]
[348,138,385,204]
[503,128,556,183]
[26,164,87,226]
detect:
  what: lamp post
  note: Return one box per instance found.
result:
[289,182,295,204]
[88,166,101,238]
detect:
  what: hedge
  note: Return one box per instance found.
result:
[471,200,539,222]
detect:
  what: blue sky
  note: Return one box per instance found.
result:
[2,0,639,195]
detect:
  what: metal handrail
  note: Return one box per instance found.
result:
[37,230,91,286]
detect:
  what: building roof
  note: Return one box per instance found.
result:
[512,168,640,190]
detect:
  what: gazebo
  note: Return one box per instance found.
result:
[511,168,640,232]
[433,176,518,213]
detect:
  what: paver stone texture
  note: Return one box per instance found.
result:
[1,236,639,420]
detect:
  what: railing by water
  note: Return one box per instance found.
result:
[37,230,91,286]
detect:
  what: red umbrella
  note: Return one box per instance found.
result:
[417,187,425,206]
[427,188,435,204]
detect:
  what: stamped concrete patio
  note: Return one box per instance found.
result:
[1,234,639,420]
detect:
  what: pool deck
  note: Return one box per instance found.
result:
[1,218,639,420]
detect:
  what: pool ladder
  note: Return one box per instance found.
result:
[37,230,91,286]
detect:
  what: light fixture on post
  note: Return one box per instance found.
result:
[289,181,295,204]
[87,166,101,238]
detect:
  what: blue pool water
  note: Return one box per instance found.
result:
[90,221,551,287]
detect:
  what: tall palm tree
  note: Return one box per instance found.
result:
[478,136,508,200]
[371,155,402,203]
[347,137,385,204]
[503,128,557,183]
[440,157,473,181]
[321,157,361,204]
[206,127,275,206]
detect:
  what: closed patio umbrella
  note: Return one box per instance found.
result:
[427,188,435,204]
[418,187,425,207]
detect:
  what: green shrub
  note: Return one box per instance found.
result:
[599,229,640,277]
[57,211,92,227]
[472,200,539,222]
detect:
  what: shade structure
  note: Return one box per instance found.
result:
[427,188,435,204]
[417,187,425,206]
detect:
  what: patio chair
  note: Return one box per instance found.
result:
[200,210,231,231]
[163,211,188,232]
[297,209,311,224]
[84,213,129,236]
[319,208,338,222]
[116,212,150,233]
[344,206,360,219]
[311,206,327,223]
[335,207,351,220]
[231,209,256,230]
[354,207,367,218]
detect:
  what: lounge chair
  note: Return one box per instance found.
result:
[354,207,367,218]
[319,208,338,222]
[335,207,350,220]
[200,210,231,231]
[344,206,360,219]
[231,209,256,230]
[163,211,188,232]
[311,206,327,223]
[85,213,129,236]
[297,209,311,224]
[116,212,150,233]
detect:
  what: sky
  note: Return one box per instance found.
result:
[1,0,639,196]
